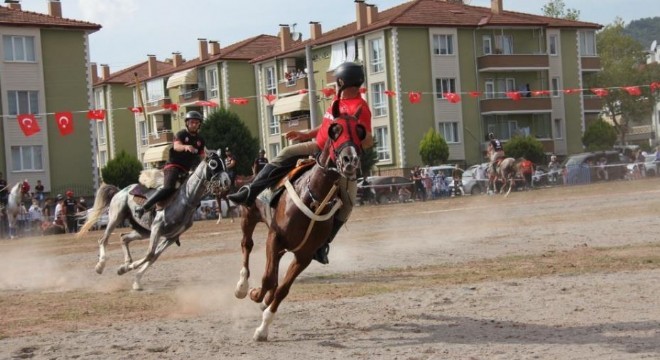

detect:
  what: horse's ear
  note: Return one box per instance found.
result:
[328,123,343,141]
[355,124,367,141]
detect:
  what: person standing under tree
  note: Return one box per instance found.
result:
[34,180,45,207]
[63,190,78,233]
[252,149,269,176]
[225,148,237,187]
[229,61,373,265]
[136,111,206,218]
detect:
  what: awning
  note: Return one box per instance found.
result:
[273,93,309,116]
[142,145,171,163]
[166,69,197,88]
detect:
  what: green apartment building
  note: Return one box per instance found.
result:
[251,0,602,174]
[0,1,101,195]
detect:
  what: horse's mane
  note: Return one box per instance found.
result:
[139,169,164,188]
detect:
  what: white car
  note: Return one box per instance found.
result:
[77,208,109,230]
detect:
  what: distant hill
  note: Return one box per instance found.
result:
[624,17,660,49]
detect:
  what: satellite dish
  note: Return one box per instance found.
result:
[291,32,302,41]
[651,40,658,52]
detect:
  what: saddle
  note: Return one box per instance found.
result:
[263,159,316,207]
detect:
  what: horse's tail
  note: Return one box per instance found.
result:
[76,183,119,237]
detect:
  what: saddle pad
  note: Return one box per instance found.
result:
[274,159,315,189]
[129,184,151,198]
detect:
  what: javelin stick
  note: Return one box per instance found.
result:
[133,72,150,135]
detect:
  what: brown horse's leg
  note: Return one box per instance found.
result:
[249,230,283,304]
[235,207,258,299]
[253,252,311,342]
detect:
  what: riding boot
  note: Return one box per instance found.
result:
[135,187,174,218]
[313,220,345,265]
[227,164,281,206]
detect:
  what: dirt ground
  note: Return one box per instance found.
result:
[1,179,659,359]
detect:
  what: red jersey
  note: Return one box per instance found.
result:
[316,96,372,150]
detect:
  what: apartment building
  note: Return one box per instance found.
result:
[0,0,101,195]
[251,0,602,172]
[130,36,280,167]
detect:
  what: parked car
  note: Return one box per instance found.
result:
[561,150,626,185]
[422,165,457,187]
[357,176,414,205]
[644,153,659,176]
[76,208,109,230]
[461,163,489,195]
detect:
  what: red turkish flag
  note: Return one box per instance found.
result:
[87,109,105,120]
[263,94,276,104]
[650,82,660,92]
[230,97,249,105]
[563,88,579,94]
[623,86,641,96]
[194,100,218,107]
[532,90,550,96]
[297,89,309,95]
[55,111,74,136]
[162,103,179,112]
[444,92,461,104]
[384,90,396,98]
[321,87,336,97]
[408,91,422,104]
[127,106,143,113]
[468,91,482,98]
[506,91,522,101]
[17,114,41,137]
[591,88,609,97]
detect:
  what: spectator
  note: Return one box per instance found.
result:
[0,171,7,208]
[411,166,425,201]
[519,157,534,189]
[63,190,78,233]
[398,186,412,203]
[596,157,608,181]
[252,149,269,176]
[225,148,237,187]
[421,170,432,200]
[636,150,646,178]
[548,155,561,184]
[34,180,45,206]
[28,199,43,231]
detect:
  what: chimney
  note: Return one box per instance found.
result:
[355,0,368,30]
[309,21,322,40]
[366,4,378,25]
[198,38,208,61]
[5,0,21,10]
[491,0,503,14]
[147,55,157,77]
[172,52,183,67]
[279,24,292,51]
[90,63,98,84]
[209,40,221,56]
[100,64,110,80]
[48,0,61,17]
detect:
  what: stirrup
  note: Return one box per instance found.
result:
[313,243,330,265]
[227,186,251,204]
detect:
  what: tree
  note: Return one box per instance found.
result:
[503,136,546,165]
[101,150,143,189]
[582,120,617,151]
[541,0,580,20]
[360,136,379,176]
[595,19,659,144]
[200,107,259,176]
[419,128,449,166]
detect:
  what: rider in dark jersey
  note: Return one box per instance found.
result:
[487,132,505,174]
[136,111,206,218]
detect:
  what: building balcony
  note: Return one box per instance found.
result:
[145,97,172,114]
[477,54,549,72]
[280,114,310,133]
[583,95,604,112]
[581,57,601,72]
[277,76,308,94]
[148,130,174,146]
[179,89,206,104]
[480,97,552,114]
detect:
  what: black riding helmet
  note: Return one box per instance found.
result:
[185,111,203,123]
[332,62,365,118]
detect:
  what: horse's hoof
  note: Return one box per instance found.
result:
[95,262,105,274]
[117,265,129,275]
[259,301,268,311]
[249,288,261,302]
[132,282,143,291]
[235,283,248,299]
[253,329,268,342]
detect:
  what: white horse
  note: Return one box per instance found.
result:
[487,157,518,196]
[7,181,29,239]
[77,150,231,290]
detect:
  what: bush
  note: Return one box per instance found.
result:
[419,128,449,166]
[503,135,546,164]
[582,120,617,151]
[101,150,143,189]
[200,108,259,176]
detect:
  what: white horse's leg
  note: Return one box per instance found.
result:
[132,237,173,291]
[253,306,276,342]
[119,224,161,276]
[235,267,250,298]
[133,261,150,291]
[118,231,144,269]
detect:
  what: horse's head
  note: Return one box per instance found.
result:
[205,149,231,193]
[323,109,366,181]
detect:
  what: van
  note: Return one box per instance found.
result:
[561,150,626,184]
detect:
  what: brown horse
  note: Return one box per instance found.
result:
[234,117,365,341]
[488,157,518,196]
[214,175,253,224]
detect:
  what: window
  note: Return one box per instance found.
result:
[267,106,279,135]
[371,82,387,117]
[433,34,454,55]
[269,143,281,158]
[549,35,558,55]
[328,40,357,71]
[11,145,43,171]
[7,90,38,115]
[369,38,384,73]
[3,35,35,62]
[494,34,513,54]
[579,30,596,56]
[265,67,276,95]
[97,122,106,145]
[99,150,107,168]
[482,36,492,55]
[553,118,563,139]
[532,114,552,139]
[374,126,391,161]
[485,80,495,99]
[139,121,148,146]
[551,77,561,97]
[439,122,459,143]
[146,79,165,103]
[435,78,456,99]
[93,89,105,109]
[207,68,218,98]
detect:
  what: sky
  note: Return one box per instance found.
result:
[15,0,657,72]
